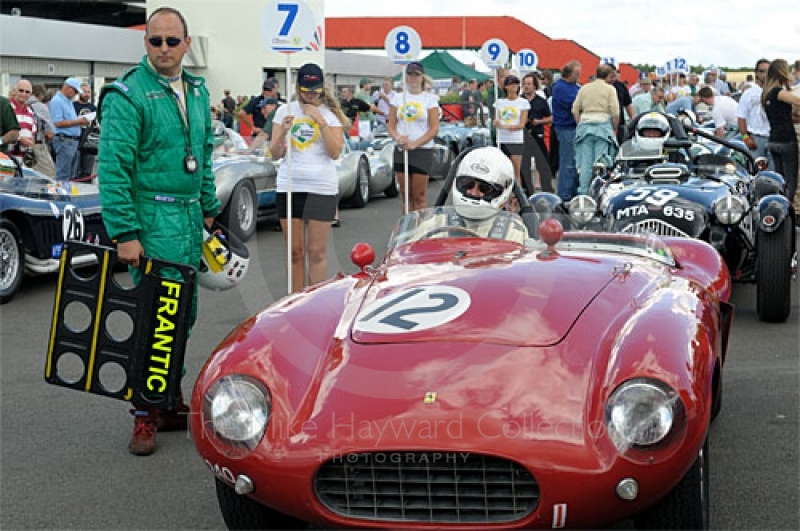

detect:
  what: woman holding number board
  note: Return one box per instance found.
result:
[493,75,530,186]
[388,61,440,212]
[269,63,348,292]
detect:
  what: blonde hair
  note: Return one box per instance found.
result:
[294,84,350,129]
[422,74,434,91]
[762,59,791,108]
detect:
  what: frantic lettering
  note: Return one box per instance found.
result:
[147,281,181,392]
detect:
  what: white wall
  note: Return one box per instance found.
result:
[156,0,326,104]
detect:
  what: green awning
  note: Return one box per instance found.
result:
[393,50,491,82]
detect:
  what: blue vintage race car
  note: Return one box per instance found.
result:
[0,160,109,304]
[531,113,795,323]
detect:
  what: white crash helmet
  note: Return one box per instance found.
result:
[635,112,671,152]
[199,222,250,291]
[452,147,515,220]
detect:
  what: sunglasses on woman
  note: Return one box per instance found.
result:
[148,36,182,48]
[299,86,324,95]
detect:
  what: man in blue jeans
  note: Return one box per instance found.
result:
[50,77,89,181]
[551,61,582,201]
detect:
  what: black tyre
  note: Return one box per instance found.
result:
[0,218,24,304]
[384,171,399,198]
[215,478,305,530]
[220,179,257,242]
[756,220,793,323]
[634,438,710,530]
[349,156,370,208]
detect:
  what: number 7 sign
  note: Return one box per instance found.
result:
[260,0,319,53]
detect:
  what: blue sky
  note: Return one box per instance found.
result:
[326,0,799,70]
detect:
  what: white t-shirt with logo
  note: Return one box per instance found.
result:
[390,91,439,149]
[274,101,342,195]
[494,97,530,145]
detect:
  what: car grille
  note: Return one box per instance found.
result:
[621,219,689,238]
[314,451,539,524]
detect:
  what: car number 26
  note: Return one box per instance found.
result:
[624,188,694,220]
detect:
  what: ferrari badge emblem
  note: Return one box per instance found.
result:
[424,392,437,404]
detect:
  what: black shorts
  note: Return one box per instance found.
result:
[276,192,337,221]
[501,143,524,156]
[393,147,433,175]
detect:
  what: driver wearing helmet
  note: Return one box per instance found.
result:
[634,112,671,152]
[405,147,529,244]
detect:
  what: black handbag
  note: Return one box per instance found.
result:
[78,122,100,154]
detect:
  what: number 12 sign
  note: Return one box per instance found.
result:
[260,0,319,53]
[384,26,422,64]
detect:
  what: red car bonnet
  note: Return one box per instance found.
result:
[350,250,623,347]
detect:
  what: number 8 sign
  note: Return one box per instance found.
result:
[384,26,422,64]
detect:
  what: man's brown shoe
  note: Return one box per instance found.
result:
[129,409,157,456]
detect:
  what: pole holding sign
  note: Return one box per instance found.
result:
[262,0,319,294]
[481,39,509,148]
[385,25,422,216]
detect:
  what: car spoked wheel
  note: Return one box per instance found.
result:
[0,219,24,304]
[756,220,792,323]
[384,171,400,198]
[221,180,257,242]
[350,156,370,208]
[634,438,709,529]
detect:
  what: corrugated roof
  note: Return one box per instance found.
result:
[326,16,640,84]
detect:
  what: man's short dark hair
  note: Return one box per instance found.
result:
[596,64,613,80]
[698,86,714,99]
[147,7,189,38]
[523,72,539,89]
[755,58,770,71]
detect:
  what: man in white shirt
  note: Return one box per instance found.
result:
[708,67,731,96]
[698,86,739,139]
[372,77,395,128]
[737,59,771,166]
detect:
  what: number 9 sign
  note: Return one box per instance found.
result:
[480,38,509,70]
[384,26,422,64]
[516,48,538,73]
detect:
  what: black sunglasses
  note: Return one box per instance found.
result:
[148,36,182,48]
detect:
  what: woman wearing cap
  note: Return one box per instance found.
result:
[268,62,349,292]
[493,75,530,186]
[388,61,440,212]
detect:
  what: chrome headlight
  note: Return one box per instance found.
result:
[712,195,746,225]
[204,375,270,451]
[568,195,597,224]
[606,379,680,453]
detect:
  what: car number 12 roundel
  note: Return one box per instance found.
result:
[354,286,471,334]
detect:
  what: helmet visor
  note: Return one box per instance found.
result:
[456,176,504,201]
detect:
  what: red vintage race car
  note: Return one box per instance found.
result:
[192,190,732,529]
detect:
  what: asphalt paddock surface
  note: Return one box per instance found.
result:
[1,188,797,530]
